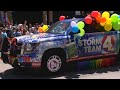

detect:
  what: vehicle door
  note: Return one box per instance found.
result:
[74,24,118,59]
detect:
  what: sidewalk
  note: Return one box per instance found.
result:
[0,59,13,73]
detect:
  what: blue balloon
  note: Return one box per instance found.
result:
[71,26,79,33]
[119,15,120,18]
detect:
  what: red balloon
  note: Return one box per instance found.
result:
[91,11,99,18]
[84,16,92,24]
[59,16,65,21]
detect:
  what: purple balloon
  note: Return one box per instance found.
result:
[71,21,77,27]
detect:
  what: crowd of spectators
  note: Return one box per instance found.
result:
[0,20,47,63]
[0,21,46,37]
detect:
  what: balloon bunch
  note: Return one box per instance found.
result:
[70,21,85,36]
[84,11,120,31]
[38,25,49,33]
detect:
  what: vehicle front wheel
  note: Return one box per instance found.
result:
[41,51,65,75]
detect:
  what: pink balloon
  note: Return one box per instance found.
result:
[84,16,92,24]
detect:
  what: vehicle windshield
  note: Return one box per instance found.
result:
[46,21,71,34]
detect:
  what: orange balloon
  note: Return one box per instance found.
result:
[98,12,101,17]
[96,16,101,23]
[38,27,44,33]
[100,17,106,23]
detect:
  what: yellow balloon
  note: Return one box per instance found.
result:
[42,25,48,32]
[100,22,105,26]
[102,11,110,19]
[106,18,111,24]
[104,23,112,31]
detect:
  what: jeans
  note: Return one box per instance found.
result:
[1,52,9,63]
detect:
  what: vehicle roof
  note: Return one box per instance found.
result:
[61,18,84,22]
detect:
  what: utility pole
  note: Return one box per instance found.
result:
[43,11,47,25]
[48,11,53,25]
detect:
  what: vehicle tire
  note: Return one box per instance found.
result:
[41,50,66,75]
[12,60,23,73]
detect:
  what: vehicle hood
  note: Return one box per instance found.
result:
[16,33,68,43]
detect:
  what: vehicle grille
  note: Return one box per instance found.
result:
[16,42,23,55]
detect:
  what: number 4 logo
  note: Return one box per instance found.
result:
[102,35,115,51]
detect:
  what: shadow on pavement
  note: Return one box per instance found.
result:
[0,62,120,79]
[64,64,120,79]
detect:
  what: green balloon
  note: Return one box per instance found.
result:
[118,18,120,23]
[113,22,120,30]
[110,14,119,22]
[79,28,85,36]
[77,21,85,29]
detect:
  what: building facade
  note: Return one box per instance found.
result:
[0,11,13,25]
[11,11,116,25]
[12,11,83,25]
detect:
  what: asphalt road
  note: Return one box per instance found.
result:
[1,60,120,79]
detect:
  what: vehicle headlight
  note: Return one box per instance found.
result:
[26,44,32,51]
[24,43,40,54]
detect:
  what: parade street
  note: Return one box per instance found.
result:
[1,60,120,79]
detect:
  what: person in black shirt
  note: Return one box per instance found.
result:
[1,37,10,63]
[1,30,14,64]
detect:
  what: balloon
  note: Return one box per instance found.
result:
[42,25,48,32]
[119,15,120,18]
[71,26,79,33]
[71,21,77,27]
[102,11,110,19]
[106,18,112,24]
[84,16,92,24]
[100,22,106,26]
[95,12,101,23]
[59,16,65,21]
[118,18,120,23]
[110,14,119,22]
[91,11,99,17]
[100,17,106,23]
[96,16,101,23]
[79,28,85,36]
[77,21,85,29]
[104,23,112,31]
[38,27,44,33]
[113,22,120,30]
